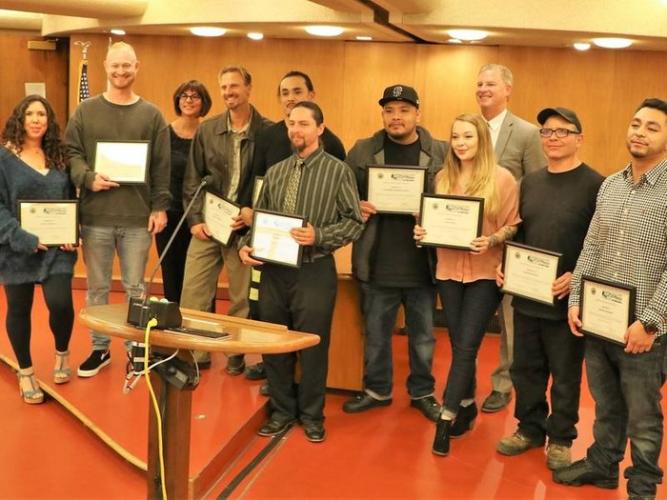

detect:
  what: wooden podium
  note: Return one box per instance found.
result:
[79,303,320,500]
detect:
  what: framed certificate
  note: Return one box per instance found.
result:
[419,194,484,250]
[250,209,306,268]
[580,276,636,346]
[501,242,562,306]
[203,190,240,246]
[252,176,264,207]
[367,164,427,215]
[94,141,150,184]
[18,200,79,246]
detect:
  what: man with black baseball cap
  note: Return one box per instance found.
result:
[342,84,447,422]
[495,106,603,470]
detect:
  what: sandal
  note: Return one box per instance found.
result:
[54,350,72,384]
[18,369,44,404]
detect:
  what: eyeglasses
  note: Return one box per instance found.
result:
[539,127,580,138]
[179,93,202,102]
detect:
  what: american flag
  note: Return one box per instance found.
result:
[77,58,90,103]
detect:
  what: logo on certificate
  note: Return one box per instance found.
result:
[377,172,384,179]
[591,287,596,295]
[432,203,438,210]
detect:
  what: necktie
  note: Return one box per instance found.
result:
[282,158,304,213]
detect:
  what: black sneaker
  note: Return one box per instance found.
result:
[78,350,111,378]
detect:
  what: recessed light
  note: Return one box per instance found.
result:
[247,32,264,41]
[448,38,462,44]
[356,36,373,41]
[573,42,591,51]
[447,29,488,41]
[305,25,344,37]
[110,29,126,36]
[190,27,226,37]
[592,37,632,49]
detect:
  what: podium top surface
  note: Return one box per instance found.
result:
[79,303,320,354]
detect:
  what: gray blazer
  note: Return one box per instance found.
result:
[495,110,545,180]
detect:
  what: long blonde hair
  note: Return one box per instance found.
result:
[437,113,499,215]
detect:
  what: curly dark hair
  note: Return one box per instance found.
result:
[1,95,67,170]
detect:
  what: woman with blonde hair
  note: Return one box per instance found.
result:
[414,113,520,456]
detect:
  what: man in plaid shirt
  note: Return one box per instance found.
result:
[554,98,667,499]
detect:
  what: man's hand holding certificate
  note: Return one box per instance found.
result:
[240,209,307,268]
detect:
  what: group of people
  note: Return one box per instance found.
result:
[1,40,666,499]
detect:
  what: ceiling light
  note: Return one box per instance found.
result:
[247,32,264,41]
[592,37,632,49]
[190,27,226,37]
[447,29,488,41]
[448,38,462,44]
[305,25,344,37]
[356,36,373,41]
[110,29,126,36]
[573,42,591,51]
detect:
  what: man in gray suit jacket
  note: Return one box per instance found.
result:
[476,63,546,412]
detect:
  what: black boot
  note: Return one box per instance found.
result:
[432,419,452,456]
[451,403,478,438]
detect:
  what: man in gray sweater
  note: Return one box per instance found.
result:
[66,42,171,377]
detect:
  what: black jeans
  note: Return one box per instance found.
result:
[259,256,337,424]
[585,336,665,497]
[154,210,191,303]
[510,310,584,445]
[4,273,74,369]
[437,279,501,414]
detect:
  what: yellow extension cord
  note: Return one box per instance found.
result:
[143,318,167,500]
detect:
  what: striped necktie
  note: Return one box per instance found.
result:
[282,158,304,213]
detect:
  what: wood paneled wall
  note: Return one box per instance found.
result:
[0,31,68,133]
[61,34,667,283]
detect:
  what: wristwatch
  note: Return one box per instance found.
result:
[640,319,659,335]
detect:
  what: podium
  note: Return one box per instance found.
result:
[79,303,320,499]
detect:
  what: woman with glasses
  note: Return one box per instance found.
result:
[156,81,212,302]
[0,95,78,403]
[414,113,520,456]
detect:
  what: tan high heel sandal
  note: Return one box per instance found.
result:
[17,369,44,404]
[54,350,72,384]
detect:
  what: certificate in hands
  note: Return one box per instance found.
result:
[250,209,306,268]
[501,242,562,306]
[367,164,427,215]
[580,276,636,346]
[203,190,240,246]
[94,141,150,184]
[419,194,484,250]
[18,200,79,246]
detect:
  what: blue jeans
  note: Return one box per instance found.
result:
[437,279,501,415]
[361,283,435,399]
[81,225,152,350]
[585,336,665,497]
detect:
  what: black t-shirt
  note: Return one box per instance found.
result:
[513,163,604,319]
[371,135,431,287]
[169,126,192,213]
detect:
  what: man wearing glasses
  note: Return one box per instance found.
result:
[495,108,603,470]
[180,66,272,371]
[476,63,546,413]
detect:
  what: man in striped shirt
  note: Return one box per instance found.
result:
[239,101,363,442]
[554,98,667,499]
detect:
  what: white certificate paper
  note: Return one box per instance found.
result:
[252,176,264,207]
[203,191,240,246]
[250,210,305,268]
[94,141,149,184]
[581,277,635,346]
[420,194,483,249]
[19,200,79,246]
[367,165,426,214]
[502,242,561,306]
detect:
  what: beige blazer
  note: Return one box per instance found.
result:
[495,110,545,180]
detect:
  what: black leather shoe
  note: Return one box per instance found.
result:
[303,422,326,443]
[553,459,618,489]
[342,393,392,413]
[410,395,441,422]
[245,362,266,380]
[259,381,270,396]
[481,391,512,413]
[432,419,452,456]
[451,403,478,438]
[226,354,246,376]
[257,417,296,437]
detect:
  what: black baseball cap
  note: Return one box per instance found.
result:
[537,107,582,132]
[379,84,420,108]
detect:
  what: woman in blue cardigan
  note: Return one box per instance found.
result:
[0,95,77,404]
